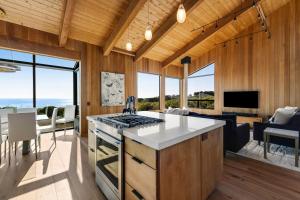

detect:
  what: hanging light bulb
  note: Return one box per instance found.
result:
[126,26,133,51]
[144,0,152,41]
[145,24,152,41]
[126,41,133,51]
[177,4,186,23]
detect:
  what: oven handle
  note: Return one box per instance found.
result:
[95,129,121,146]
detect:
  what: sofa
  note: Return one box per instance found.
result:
[188,112,250,153]
[253,111,300,147]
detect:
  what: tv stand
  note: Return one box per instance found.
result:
[222,112,263,128]
[222,111,258,117]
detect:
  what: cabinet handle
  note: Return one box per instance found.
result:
[90,148,95,153]
[202,133,208,141]
[132,156,144,164]
[132,189,144,200]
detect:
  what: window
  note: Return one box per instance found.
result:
[0,48,77,109]
[36,67,73,108]
[0,65,33,108]
[165,77,180,108]
[188,63,214,109]
[137,72,160,111]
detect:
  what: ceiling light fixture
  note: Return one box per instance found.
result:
[126,26,133,51]
[0,63,20,72]
[0,36,20,73]
[177,3,186,23]
[126,42,133,51]
[144,0,152,41]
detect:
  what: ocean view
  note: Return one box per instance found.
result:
[0,98,73,108]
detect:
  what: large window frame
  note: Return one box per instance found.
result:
[137,72,160,111]
[187,63,215,110]
[165,76,180,109]
[0,49,79,108]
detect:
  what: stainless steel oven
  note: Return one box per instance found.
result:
[95,129,123,200]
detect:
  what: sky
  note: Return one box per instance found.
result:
[0,49,74,99]
[188,64,214,96]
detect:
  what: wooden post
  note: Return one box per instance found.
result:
[160,68,166,111]
[181,56,191,108]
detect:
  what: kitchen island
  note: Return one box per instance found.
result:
[87,111,225,200]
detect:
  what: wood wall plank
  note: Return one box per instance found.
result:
[189,0,300,116]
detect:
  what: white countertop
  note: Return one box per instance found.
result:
[87,111,225,150]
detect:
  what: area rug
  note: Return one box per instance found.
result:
[235,132,300,172]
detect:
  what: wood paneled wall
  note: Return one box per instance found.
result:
[190,0,300,116]
[0,20,182,136]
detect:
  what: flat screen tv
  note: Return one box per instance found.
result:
[224,91,259,108]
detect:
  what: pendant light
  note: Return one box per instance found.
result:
[177,3,186,23]
[126,41,133,51]
[0,35,20,73]
[125,26,133,51]
[144,0,152,41]
[0,63,20,73]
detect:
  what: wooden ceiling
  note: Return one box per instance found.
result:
[0,0,291,66]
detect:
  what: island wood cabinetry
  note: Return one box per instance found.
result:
[124,127,223,200]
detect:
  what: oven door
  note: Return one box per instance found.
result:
[95,129,123,200]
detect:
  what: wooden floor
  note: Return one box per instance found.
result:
[209,153,300,200]
[0,130,105,200]
[1,131,300,200]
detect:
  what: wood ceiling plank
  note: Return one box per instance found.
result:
[59,0,76,46]
[103,0,147,56]
[162,0,261,68]
[134,0,204,61]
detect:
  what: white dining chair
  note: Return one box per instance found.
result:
[0,108,13,164]
[0,119,8,165]
[0,108,15,124]
[37,108,58,145]
[8,112,39,164]
[17,108,37,115]
[56,105,76,135]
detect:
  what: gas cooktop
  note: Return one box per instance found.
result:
[96,114,164,129]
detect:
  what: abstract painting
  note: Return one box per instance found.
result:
[101,72,125,106]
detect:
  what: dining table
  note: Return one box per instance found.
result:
[0,114,49,155]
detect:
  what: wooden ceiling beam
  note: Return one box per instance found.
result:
[112,47,136,57]
[59,0,76,47]
[135,0,203,62]
[103,0,147,56]
[162,0,260,68]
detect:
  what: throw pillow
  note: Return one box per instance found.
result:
[284,106,298,113]
[273,108,296,125]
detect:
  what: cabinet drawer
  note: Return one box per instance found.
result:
[88,147,95,172]
[125,153,156,200]
[125,183,147,200]
[88,129,96,149]
[88,121,95,131]
[125,137,156,169]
